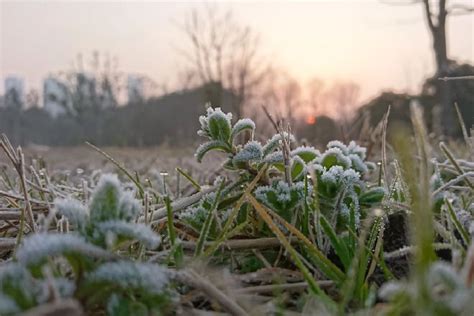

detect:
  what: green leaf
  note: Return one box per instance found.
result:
[320,215,352,270]
[359,187,385,207]
[291,146,320,163]
[195,140,230,163]
[195,181,226,256]
[291,157,306,180]
[208,111,232,142]
[89,174,122,222]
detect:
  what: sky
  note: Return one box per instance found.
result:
[1,0,473,103]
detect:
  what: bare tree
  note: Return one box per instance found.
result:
[179,5,270,118]
[383,0,473,135]
[306,78,326,116]
[326,81,360,130]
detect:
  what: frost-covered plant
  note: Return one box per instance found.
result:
[81,261,173,314]
[379,261,474,315]
[255,180,311,221]
[195,107,255,164]
[0,174,173,315]
[56,174,159,250]
[193,107,384,242]
[15,233,112,268]
[308,142,384,231]
[0,263,75,315]
[179,192,217,230]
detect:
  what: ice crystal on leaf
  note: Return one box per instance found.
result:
[88,174,141,223]
[255,181,311,219]
[195,140,230,163]
[347,140,367,160]
[16,233,111,267]
[262,132,296,157]
[264,151,284,164]
[319,147,352,169]
[291,146,320,163]
[95,221,161,249]
[87,261,171,295]
[348,154,368,174]
[233,141,263,164]
[36,278,76,304]
[327,140,348,155]
[55,198,89,232]
[89,174,123,223]
[0,293,19,314]
[116,190,141,222]
[0,264,35,302]
[231,118,255,141]
[197,107,233,142]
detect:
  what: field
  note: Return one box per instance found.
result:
[0,105,473,316]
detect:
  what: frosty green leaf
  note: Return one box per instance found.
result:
[56,198,89,232]
[208,109,232,142]
[89,174,122,223]
[233,141,263,164]
[87,261,171,295]
[231,118,255,141]
[291,146,320,163]
[96,221,161,249]
[262,132,296,157]
[16,233,113,266]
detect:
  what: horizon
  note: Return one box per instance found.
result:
[1,0,473,106]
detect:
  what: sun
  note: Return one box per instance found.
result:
[305,115,316,125]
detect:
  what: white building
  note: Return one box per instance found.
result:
[43,77,72,118]
[127,75,145,104]
[3,76,24,108]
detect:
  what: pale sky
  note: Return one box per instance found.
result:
[1,0,473,103]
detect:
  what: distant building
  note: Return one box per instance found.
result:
[127,75,145,104]
[3,76,24,109]
[43,77,72,118]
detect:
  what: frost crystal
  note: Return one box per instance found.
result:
[233,141,263,164]
[95,221,161,249]
[87,261,171,295]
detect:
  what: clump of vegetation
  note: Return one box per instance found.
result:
[0,104,472,315]
[0,173,172,315]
